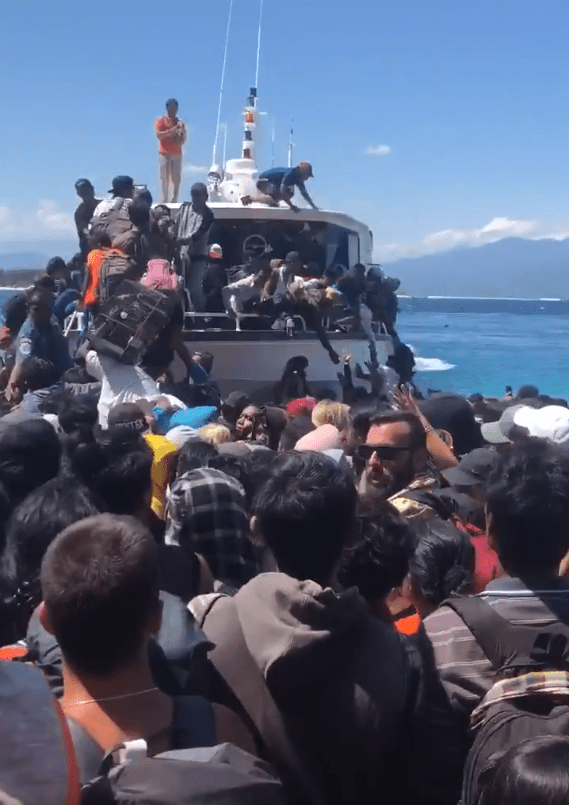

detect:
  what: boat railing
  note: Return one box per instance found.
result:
[184,311,308,333]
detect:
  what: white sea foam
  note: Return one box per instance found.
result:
[414,357,456,372]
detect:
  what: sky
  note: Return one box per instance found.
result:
[1,0,569,264]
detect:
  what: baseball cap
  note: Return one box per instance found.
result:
[75,178,94,191]
[107,403,148,434]
[419,394,482,456]
[513,405,569,444]
[209,244,223,259]
[299,161,314,178]
[109,175,134,195]
[481,404,527,444]
[442,448,500,488]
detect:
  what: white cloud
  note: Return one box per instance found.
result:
[366,145,391,156]
[374,215,569,262]
[421,217,538,253]
[36,200,75,232]
[183,163,207,174]
[0,201,75,240]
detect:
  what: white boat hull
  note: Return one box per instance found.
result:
[178,333,393,402]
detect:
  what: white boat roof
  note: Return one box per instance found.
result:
[165,202,372,240]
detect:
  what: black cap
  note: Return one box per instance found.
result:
[107,403,148,433]
[419,394,482,456]
[75,178,94,191]
[442,448,500,488]
[109,175,134,195]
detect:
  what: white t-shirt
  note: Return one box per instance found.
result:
[86,351,185,427]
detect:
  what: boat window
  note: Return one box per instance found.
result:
[207,219,357,275]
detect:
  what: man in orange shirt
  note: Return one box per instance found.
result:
[155,98,187,204]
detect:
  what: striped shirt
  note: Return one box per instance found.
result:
[423,575,569,716]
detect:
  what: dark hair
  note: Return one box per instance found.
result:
[253,452,357,586]
[191,182,208,196]
[368,410,427,452]
[351,404,390,443]
[95,437,153,516]
[0,419,61,506]
[20,357,60,391]
[338,503,415,600]
[41,514,159,677]
[58,394,99,439]
[88,230,112,250]
[486,440,569,573]
[0,478,100,633]
[128,200,150,228]
[278,416,314,451]
[241,450,278,510]
[176,440,219,478]
[68,432,153,516]
[480,735,569,805]
[166,98,178,108]
[517,384,539,400]
[409,518,474,607]
[46,257,66,276]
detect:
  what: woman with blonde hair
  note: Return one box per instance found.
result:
[198,422,231,445]
[312,400,351,432]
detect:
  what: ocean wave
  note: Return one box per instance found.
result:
[415,357,456,372]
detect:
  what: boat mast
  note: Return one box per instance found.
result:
[287,122,294,167]
[210,0,234,171]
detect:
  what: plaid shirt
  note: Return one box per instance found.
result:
[472,670,569,728]
[165,468,259,589]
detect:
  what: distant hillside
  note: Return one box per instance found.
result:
[383,237,569,298]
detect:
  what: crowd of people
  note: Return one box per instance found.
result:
[4,170,569,803]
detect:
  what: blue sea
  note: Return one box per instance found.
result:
[2,287,566,399]
[399,312,569,399]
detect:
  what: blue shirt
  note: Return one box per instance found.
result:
[259,166,306,192]
[15,316,73,374]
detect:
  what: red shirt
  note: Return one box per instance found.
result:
[155,115,184,156]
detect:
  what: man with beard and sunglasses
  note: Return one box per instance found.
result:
[358,410,438,520]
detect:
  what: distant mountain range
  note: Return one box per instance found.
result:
[383,236,569,298]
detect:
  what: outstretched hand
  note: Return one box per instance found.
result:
[392,384,420,414]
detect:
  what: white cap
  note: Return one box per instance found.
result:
[513,405,569,444]
[209,243,223,259]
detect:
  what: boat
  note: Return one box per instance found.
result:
[163,87,394,402]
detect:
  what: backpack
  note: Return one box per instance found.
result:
[141,259,179,291]
[67,694,217,786]
[445,596,569,805]
[91,198,132,242]
[97,252,133,304]
[81,743,285,805]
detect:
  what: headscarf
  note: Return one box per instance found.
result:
[165,468,259,589]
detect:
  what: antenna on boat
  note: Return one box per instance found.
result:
[271,118,276,166]
[287,122,295,167]
[255,0,264,90]
[222,123,228,167]
[209,0,234,183]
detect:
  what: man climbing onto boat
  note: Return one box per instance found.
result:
[255,162,318,212]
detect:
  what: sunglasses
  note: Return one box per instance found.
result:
[357,444,412,462]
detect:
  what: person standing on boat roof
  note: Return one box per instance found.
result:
[256,163,318,212]
[74,179,101,255]
[155,98,187,203]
